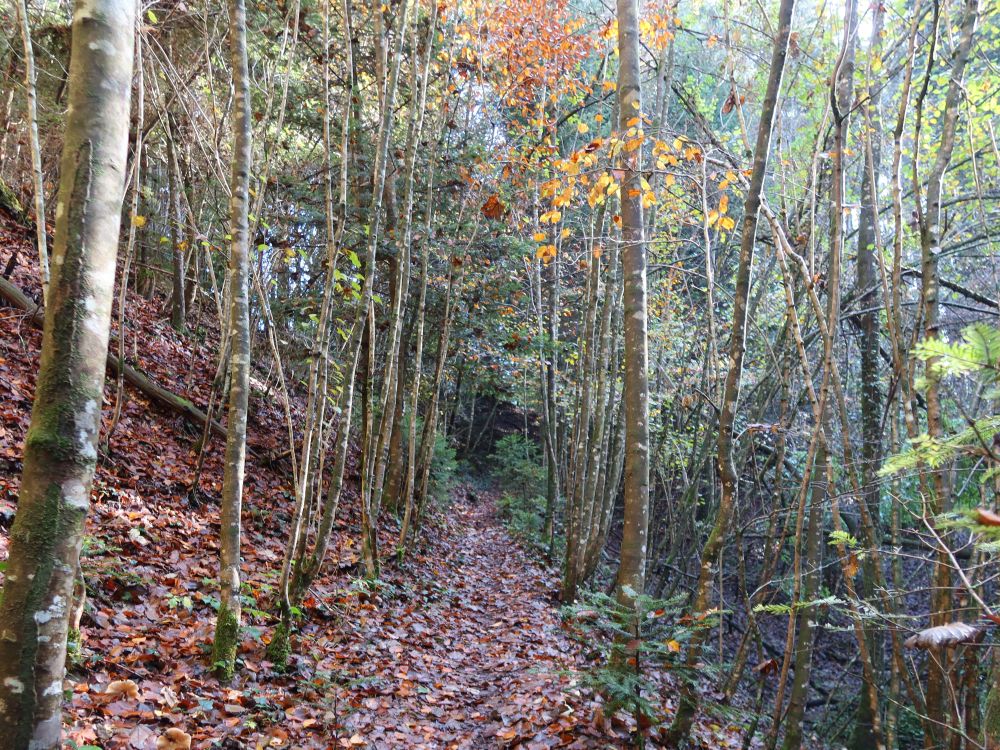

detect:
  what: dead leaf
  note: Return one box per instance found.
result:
[905,621,984,649]
[977,508,1000,526]
[481,194,506,220]
[106,679,140,700]
[156,728,192,750]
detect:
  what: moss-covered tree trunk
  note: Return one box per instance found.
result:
[212,0,252,683]
[0,1,135,746]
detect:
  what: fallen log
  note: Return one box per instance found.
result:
[0,275,226,438]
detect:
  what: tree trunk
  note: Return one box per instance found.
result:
[13,0,48,301]
[849,3,886,746]
[612,0,650,616]
[915,0,980,734]
[0,1,135,746]
[212,0,253,682]
[665,0,795,741]
[781,444,828,750]
[167,119,186,332]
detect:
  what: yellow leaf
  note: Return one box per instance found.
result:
[577,122,589,134]
[131,214,147,228]
[719,194,729,214]
[708,209,719,226]
[533,232,546,242]
[720,216,736,231]
[536,244,557,263]
[667,639,682,653]
[665,174,676,186]
[560,227,571,238]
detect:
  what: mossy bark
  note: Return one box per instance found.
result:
[265,618,292,672]
[984,656,1000,750]
[212,603,240,683]
[0,2,135,747]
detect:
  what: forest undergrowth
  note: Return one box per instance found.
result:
[0,217,743,749]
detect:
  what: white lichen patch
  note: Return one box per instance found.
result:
[87,39,117,56]
[3,677,24,694]
[83,297,106,339]
[42,681,63,697]
[75,399,99,460]
[62,478,90,511]
[34,595,67,626]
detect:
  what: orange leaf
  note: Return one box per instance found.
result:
[481,195,505,220]
[977,508,1000,526]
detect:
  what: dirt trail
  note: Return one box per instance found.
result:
[337,491,596,749]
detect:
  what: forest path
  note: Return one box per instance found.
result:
[338,489,596,749]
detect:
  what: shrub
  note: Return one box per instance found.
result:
[563,588,705,748]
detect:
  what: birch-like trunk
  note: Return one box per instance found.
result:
[13,0,48,300]
[211,0,253,682]
[612,0,650,616]
[0,1,135,746]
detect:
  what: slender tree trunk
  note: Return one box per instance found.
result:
[357,0,410,579]
[612,0,650,616]
[399,175,435,552]
[413,259,463,529]
[0,1,136,746]
[781,444,828,750]
[665,0,795,741]
[167,120,186,332]
[915,0,979,734]
[212,0,253,682]
[13,0,48,301]
[850,3,886,746]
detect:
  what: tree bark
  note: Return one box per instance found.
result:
[612,0,650,617]
[13,0,49,301]
[212,0,253,682]
[665,0,795,741]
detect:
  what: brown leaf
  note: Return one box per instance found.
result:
[155,728,192,750]
[129,724,158,750]
[721,91,736,115]
[755,658,779,676]
[904,621,984,649]
[106,679,140,700]
[481,194,506,220]
[976,508,1000,526]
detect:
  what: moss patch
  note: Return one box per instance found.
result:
[265,619,292,671]
[211,604,240,682]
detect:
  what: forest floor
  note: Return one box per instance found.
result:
[0,215,745,749]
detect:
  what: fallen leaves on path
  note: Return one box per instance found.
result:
[0,217,744,749]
